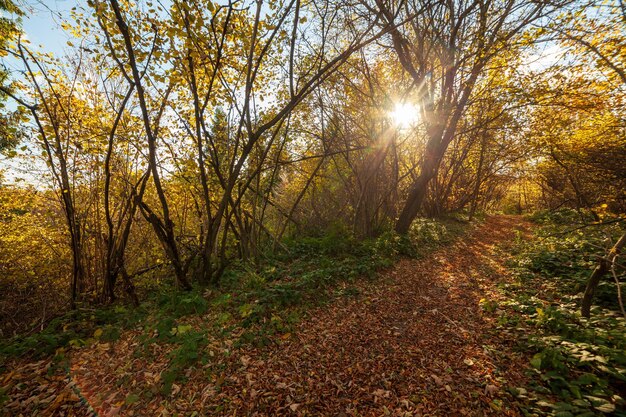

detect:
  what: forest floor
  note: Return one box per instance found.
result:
[2,215,535,416]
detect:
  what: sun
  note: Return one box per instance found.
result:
[391,102,419,129]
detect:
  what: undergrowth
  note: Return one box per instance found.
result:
[490,209,626,416]
[0,304,147,360]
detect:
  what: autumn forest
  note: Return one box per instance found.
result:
[0,0,625,415]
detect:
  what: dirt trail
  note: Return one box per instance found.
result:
[210,215,533,416]
[1,215,533,417]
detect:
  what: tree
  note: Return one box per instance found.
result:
[371,0,571,233]
[0,0,24,151]
[92,0,397,285]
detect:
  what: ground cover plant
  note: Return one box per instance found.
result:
[483,210,626,416]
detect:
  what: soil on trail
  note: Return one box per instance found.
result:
[1,215,534,417]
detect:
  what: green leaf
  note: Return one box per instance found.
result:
[594,403,615,413]
[553,402,575,411]
[536,400,554,408]
[125,393,140,405]
[584,396,615,413]
[177,324,192,335]
[531,352,542,369]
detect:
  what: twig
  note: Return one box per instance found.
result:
[434,309,468,333]
[611,254,626,319]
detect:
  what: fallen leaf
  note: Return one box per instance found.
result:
[431,375,443,386]
[484,384,497,396]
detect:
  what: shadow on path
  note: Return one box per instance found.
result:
[211,215,533,416]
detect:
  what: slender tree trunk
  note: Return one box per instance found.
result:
[395,134,444,234]
[581,232,626,317]
[66,205,85,309]
[469,134,488,221]
[109,0,191,291]
[120,265,140,307]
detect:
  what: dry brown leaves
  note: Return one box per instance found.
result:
[2,215,533,416]
[207,215,532,416]
[0,358,93,417]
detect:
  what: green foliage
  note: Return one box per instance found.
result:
[125,393,140,405]
[408,217,467,256]
[284,225,356,257]
[125,295,212,395]
[516,212,625,308]
[216,234,394,345]
[496,210,626,416]
[0,385,8,409]
[0,304,146,361]
[154,316,178,342]
[160,329,208,395]
[528,209,594,226]
[156,290,209,318]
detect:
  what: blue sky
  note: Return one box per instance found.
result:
[0,1,74,184]
[22,0,74,56]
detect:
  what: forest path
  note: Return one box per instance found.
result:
[0,215,533,417]
[210,215,533,416]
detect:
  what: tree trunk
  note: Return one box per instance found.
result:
[469,134,488,221]
[110,0,191,291]
[581,232,626,317]
[394,135,443,234]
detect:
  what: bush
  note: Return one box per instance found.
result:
[156,290,209,318]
